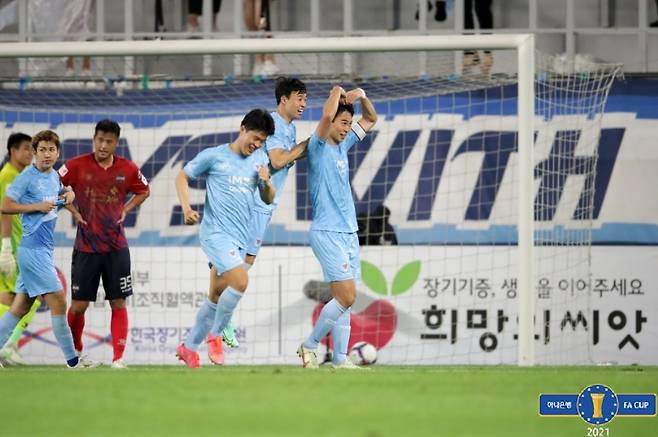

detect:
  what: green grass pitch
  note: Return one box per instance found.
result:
[1,365,656,436]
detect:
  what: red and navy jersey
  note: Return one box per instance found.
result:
[58,154,149,253]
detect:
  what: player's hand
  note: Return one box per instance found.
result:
[116,208,127,224]
[34,201,56,213]
[72,211,88,226]
[0,238,16,277]
[60,190,75,205]
[345,88,365,105]
[258,165,271,182]
[183,208,200,225]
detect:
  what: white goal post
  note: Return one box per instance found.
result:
[0,34,537,365]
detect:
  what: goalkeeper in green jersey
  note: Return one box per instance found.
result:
[0,133,40,366]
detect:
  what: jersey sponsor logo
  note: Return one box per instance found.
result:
[116,175,126,183]
[335,158,348,177]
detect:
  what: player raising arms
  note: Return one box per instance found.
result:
[297,85,378,369]
[204,77,308,364]
[0,133,38,366]
[60,119,150,369]
[175,109,275,368]
[0,130,84,368]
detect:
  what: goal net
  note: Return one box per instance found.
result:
[0,36,620,365]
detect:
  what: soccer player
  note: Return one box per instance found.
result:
[0,130,82,368]
[0,133,39,366]
[175,108,275,368]
[297,85,378,369]
[204,77,308,364]
[59,119,150,369]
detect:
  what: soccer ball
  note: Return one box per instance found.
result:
[349,341,377,366]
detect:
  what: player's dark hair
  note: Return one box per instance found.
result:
[241,109,275,136]
[94,119,121,138]
[32,130,60,150]
[275,77,307,105]
[334,103,354,120]
[6,132,31,156]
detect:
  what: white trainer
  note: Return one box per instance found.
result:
[1,343,28,366]
[332,359,371,371]
[77,353,101,368]
[297,344,319,369]
[110,359,128,369]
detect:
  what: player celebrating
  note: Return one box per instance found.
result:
[60,120,150,369]
[204,77,308,364]
[175,108,275,368]
[0,130,82,368]
[297,85,378,369]
[0,133,38,366]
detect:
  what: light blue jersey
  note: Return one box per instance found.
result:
[184,144,270,247]
[6,165,64,296]
[6,165,62,250]
[253,111,296,213]
[307,129,365,233]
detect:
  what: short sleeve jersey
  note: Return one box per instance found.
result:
[0,163,23,251]
[184,144,270,247]
[307,128,364,233]
[6,165,62,251]
[58,154,149,253]
[253,111,297,213]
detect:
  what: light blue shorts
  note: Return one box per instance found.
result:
[309,230,361,283]
[245,210,272,256]
[200,233,246,275]
[15,246,63,298]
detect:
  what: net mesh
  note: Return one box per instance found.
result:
[0,45,620,365]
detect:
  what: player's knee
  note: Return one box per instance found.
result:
[234,276,248,293]
[109,298,126,310]
[69,300,89,315]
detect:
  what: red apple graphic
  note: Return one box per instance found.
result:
[312,299,397,350]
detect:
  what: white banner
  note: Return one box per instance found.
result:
[18,246,657,365]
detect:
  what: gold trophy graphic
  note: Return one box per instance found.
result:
[591,393,605,418]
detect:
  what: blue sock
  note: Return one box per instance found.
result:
[332,308,351,364]
[209,288,242,336]
[184,299,217,351]
[304,299,346,350]
[0,312,21,349]
[51,315,77,362]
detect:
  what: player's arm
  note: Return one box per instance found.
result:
[58,185,75,205]
[316,85,346,140]
[64,203,88,226]
[268,138,310,170]
[117,191,150,225]
[175,170,200,225]
[1,196,55,215]
[0,212,15,276]
[257,166,276,205]
[346,88,378,133]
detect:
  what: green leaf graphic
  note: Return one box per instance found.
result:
[391,260,421,295]
[361,260,387,295]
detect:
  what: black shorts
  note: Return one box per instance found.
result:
[71,248,133,301]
